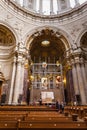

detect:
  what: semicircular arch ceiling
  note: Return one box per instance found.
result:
[0,25,16,46]
[29,29,66,63]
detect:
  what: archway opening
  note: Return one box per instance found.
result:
[0,24,16,104]
[0,25,16,46]
[30,28,65,63]
[27,28,68,105]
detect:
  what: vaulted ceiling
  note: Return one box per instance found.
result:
[30,29,66,63]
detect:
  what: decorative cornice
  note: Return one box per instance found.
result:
[0,44,15,60]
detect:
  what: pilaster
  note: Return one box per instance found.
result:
[50,0,54,15]
[57,0,60,12]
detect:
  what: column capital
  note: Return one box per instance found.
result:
[22,57,26,65]
[74,56,80,64]
[80,57,84,64]
[65,60,72,70]
[71,59,75,66]
[17,59,22,64]
[16,50,26,59]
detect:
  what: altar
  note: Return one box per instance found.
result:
[41,91,54,104]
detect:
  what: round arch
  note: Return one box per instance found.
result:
[0,21,19,45]
[24,25,73,51]
[75,29,87,47]
[22,25,75,105]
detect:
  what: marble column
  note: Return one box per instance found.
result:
[12,55,22,104]
[66,0,71,9]
[80,57,87,101]
[22,62,29,104]
[19,58,25,95]
[50,0,53,15]
[75,57,87,105]
[57,0,61,12]
[71,59,79,95]
[39,0,43,14]
[57,0,61,13]
[8,56,17,104]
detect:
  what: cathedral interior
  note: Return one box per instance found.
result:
[0,0,87,129]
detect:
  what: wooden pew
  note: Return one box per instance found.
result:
[0,111,28,115]
[24,116,72,122]
[0,121,17,129]
[18,120,87,129]
[0,105,56,112]
[64,106,87,119]
[29,111,58,114]
[0,116,24,121]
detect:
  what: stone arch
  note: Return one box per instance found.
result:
[0,22,19,104]
[75,29,87,48]
[24,25,73,52]
[23,25,74,105]
[0,21,18,45]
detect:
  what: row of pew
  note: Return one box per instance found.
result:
[0,105,86,129]
[64,105,87,119]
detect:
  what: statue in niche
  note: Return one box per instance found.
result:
[41,77,48,90]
